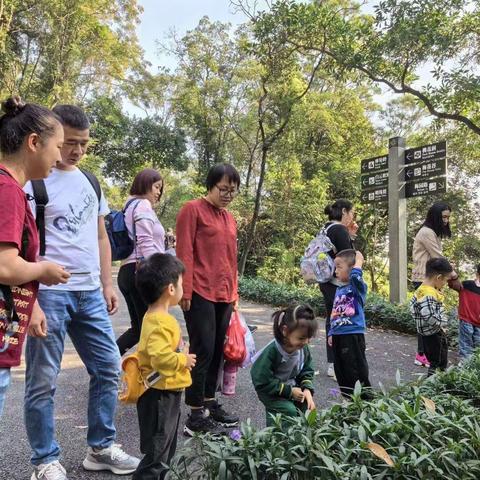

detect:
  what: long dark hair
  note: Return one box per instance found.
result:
[423,201,452,239]
[272,304,318,345]
[324,199,353,221]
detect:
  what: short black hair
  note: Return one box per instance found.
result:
[205,163,240,191]
[425,257,453,278]
[135,253,185,305]
[52,104,90,130]
[477,264,480,276]
[423,201,451,239]
[272,304,318,345]
[324,199,353,221]
[0,96,60,155]
[336,249,356,267]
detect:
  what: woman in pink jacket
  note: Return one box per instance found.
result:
[116,168,166,355]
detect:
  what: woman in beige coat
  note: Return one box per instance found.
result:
[412,201,457,367]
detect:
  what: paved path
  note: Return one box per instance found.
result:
[0,280,454,479]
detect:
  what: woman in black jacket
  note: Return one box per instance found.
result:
[320,199,356,378]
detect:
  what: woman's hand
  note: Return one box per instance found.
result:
[180,298,191,312]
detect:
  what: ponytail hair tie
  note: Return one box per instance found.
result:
[293,305,300,322]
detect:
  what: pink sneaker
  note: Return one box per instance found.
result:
[414,353,430,368]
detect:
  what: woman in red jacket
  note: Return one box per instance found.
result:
[0,96,70,418]
[176,163,240,436]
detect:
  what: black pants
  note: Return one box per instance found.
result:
[412,281,425,355]
[332,334,371,398]
[133,389,181,480]
[319,282,337,363]
[117,262,148,355]
[184,292,233,407]
[422,331,448,377]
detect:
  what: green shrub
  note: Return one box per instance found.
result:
[239,277,459,347]
[170,351,480,479]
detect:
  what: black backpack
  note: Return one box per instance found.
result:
[0,168,29,353]
[31,169,101,256]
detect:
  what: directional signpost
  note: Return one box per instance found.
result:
[404,157,447,182]
[361,171,389,189]
[360,138,448,303]
[403,177,447,198]
[360,155,389,206]
[404,141,446,165]
[361,187,388,204]
[361,155,388,174]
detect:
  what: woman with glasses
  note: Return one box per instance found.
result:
[116,168,166,355]
[176,163,240,436]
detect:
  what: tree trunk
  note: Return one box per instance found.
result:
[238,145,268,276]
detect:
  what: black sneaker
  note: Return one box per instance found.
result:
[207,402,239,427]
[183,413,227,437]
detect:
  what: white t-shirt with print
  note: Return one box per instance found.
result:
[24,167,109,291]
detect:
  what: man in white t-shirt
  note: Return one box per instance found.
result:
[24,106,139,480]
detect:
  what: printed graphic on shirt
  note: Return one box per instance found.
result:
[53,187,96,237]
[331,290,356,328]
[0,285,34,352]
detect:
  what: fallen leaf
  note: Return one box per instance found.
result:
[421,396,436,413]
[367,442,394,467]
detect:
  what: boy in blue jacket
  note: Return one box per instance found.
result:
[327,249,371,397]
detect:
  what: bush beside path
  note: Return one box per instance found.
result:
[0,283,454,479]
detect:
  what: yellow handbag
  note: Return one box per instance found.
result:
[118,352,147,404]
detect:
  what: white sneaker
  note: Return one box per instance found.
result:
[83,444,139,475]
[31,461,68,480]
[327,363,336,378]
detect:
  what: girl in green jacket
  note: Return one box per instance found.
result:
[251,304,318,426]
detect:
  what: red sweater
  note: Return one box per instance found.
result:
[459,281,480,327]
[176,198,238,303]
[0,166,39,367]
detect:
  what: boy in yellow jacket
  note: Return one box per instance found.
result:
[133,253,196,479]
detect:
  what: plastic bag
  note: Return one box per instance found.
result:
[224,310,246,365]
[237,313,256,368]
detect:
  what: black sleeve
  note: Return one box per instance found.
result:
[327,224,353,254]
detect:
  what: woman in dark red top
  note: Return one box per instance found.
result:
[0,96,70,418]
[176,163,240,436]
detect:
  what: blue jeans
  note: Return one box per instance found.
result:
[24,289,121,466]
[459,319,480,361]
[0,367,11,418]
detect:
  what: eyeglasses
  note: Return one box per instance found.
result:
[215,185,239,197]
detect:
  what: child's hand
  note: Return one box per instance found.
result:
[327,336,333,347]
[291,387,305,402]
[303,389,316,411]
[185,353,197,370]
[354,250,364,267]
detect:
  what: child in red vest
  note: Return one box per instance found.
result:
[451,264,480,362]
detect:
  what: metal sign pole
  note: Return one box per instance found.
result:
[388,137,407,303]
